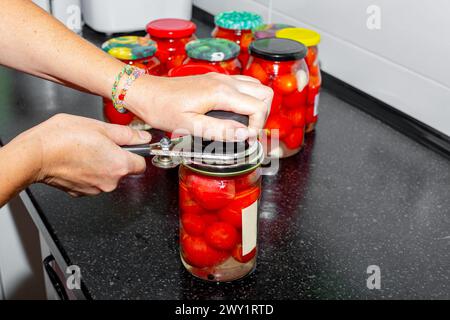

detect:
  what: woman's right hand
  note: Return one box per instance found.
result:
[11,113,151,197]
[126,72,273,141]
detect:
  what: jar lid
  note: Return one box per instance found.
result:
[253,23,294,39]
[102,36,157,60]
[146,18,196,38]
[249,38,307,61]
[186,38,240,62]
[168,64,226,77]
[214,11,263,30]
[184,138,264,177]
[276,28,321,47]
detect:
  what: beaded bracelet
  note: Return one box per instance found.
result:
[115,67,146,111]
[111,65,134,113]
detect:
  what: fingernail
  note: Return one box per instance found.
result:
[138,130,151,142]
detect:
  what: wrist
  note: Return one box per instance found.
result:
[0,133,43,189]
[125,74,161,126]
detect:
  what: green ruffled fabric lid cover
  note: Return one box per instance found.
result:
[101,36,157,60]
[215,11,263,30]
[186,38,240,62]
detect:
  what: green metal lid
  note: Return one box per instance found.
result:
[101,36,157,60]
[215,11,263,30]
[186,38,240,62]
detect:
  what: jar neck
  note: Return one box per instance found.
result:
[217,26,252,35]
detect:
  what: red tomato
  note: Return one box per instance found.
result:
[283,127,304,150]
[179,185,204,215]
[260,60,293,76]
[186,174,236,210]
[244,62,269,85]
[273,74,298,95]
[282,108,305,128]
[201,213,219,225]
[305,104,318,125]
[181,235,229,268]
[283,89,308,109]
[232,243,256,263]
[205,222,238,251]
[219,187,260,229]
[264,114,293,139]
[103,100,134,125]
[235,169,261,192]
[270,93,283,114]
[181,213,206,236]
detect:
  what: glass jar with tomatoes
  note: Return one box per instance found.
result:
[276,28,321,133]
[179,138,264,282]
[146,18,197,74]
[184,38,241,75]
[253,23,294,40]
[244,38,309,158]
[101,36,162,130]
[212,11,263,67]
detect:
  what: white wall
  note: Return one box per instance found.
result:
[194,0,450,137]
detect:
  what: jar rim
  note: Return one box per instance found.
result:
[249,38,308,61]
[146,18,196,39]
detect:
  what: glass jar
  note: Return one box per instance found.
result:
[101,36,162,129]
[179,139,263,282]
[212,11,263,68]
[253,23,294,40]
[276,28,321,133]
[184,38,241,75]
[146,18,197,74]
[244,38,309,158]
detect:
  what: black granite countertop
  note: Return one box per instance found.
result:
[0,18,449,300]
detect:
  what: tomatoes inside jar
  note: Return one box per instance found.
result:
[276,28,321,133]
[245,38,309,158]
[212,11,263,68]
[178,139,263,282]
[184,38,241,75]
[146,18,196,75]
[101,36,162,130]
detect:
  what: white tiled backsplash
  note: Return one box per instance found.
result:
[194,0,450,137]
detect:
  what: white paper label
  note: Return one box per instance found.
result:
[241,201,258,256]
[314,94,320,116]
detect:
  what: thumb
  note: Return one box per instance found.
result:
[103,123,152,146]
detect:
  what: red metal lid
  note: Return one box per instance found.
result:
[146,18,196,39]
[168,64,227,77]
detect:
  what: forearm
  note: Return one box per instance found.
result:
[0,0,123,98]
[0,135,41,207]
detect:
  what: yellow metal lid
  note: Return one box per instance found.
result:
[276,28,321,47]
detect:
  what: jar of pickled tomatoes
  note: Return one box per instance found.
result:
[245,38,309,158]
[253,23,294,40]
[276,28,321,133]
[101,36,162,129]
[179,139,264,282]
[212,11,263,67]
[146,18,197,74]
[184,38,241,75]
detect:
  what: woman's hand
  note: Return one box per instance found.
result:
[126,73,273,141]
[10,114,151,197]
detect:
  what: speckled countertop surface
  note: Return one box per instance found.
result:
[0,19,449,300]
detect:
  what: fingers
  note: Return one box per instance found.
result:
[230,75,262,83]
[213,90,269,130]
[103,123,152,146]
[181,113,249,141]
[125,151,147,175]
